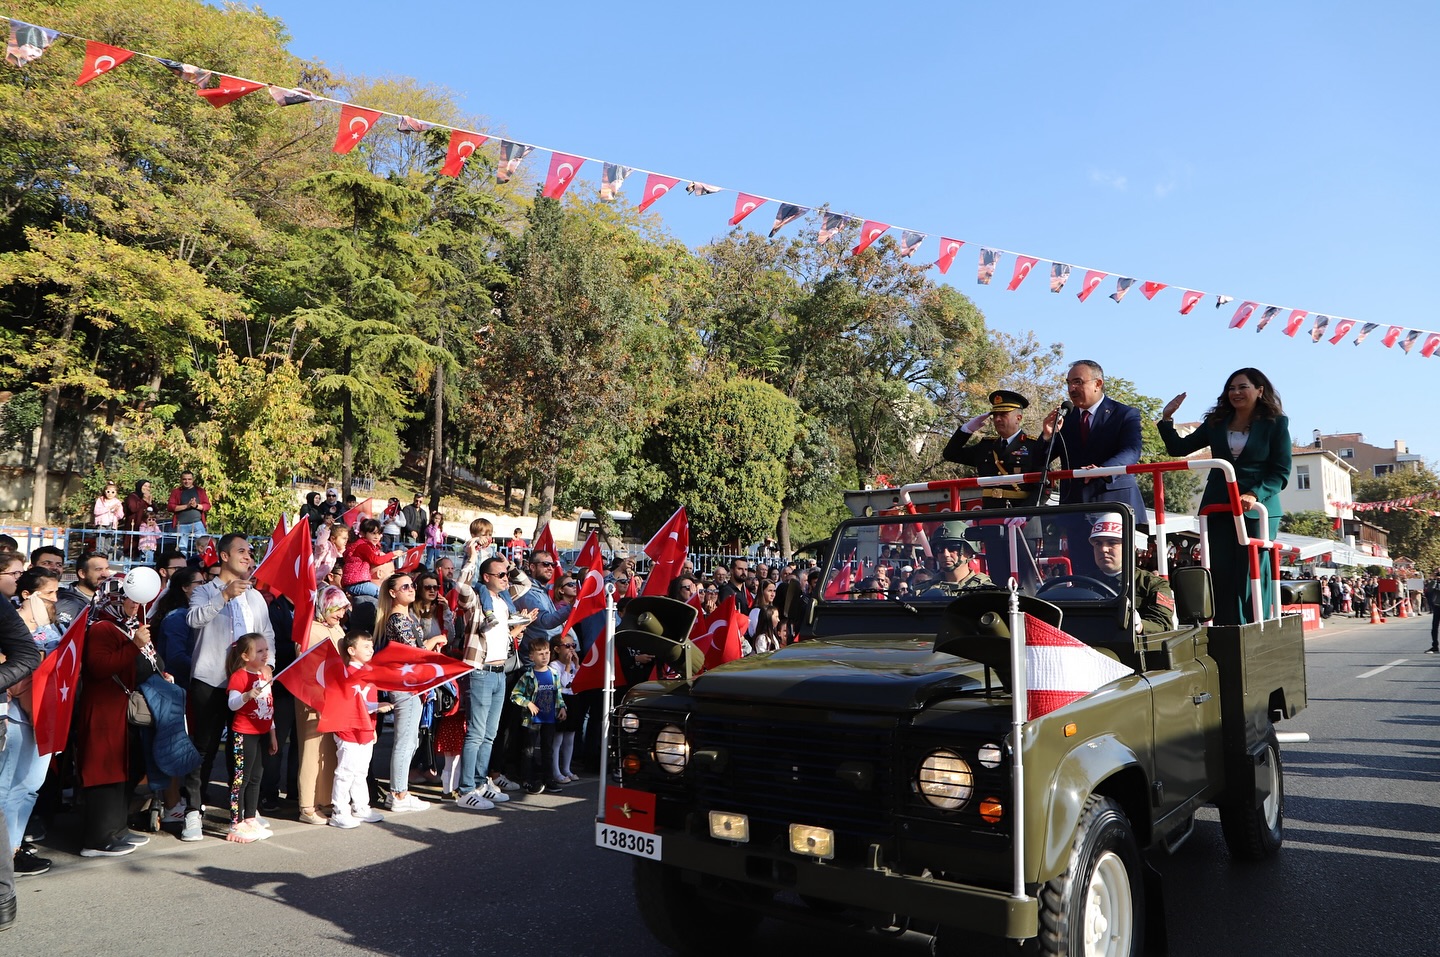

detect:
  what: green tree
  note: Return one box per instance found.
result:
[1280,510,1340,539]
[1354,465,1440,571]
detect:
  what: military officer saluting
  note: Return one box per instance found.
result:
[942,390,1056,507]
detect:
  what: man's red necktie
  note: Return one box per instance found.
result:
[1080,409,1091,443]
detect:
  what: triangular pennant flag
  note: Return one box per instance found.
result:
[31,609,88,755]
[1077,269,1107,302]
[1309,315,1330,343]
[496,140,534,183]
[977,248,1001,285]
[817,212,849,244]
[1422,333,1440,358]
[559,532,608,641]
[1327,318,1357,345]
[1400,329,1422,354]
[197,76,265,107]
[1352,322,1379,346]
[268,85,317,107]
[935,238,964,275]
[1382,325,1404,348]
[640,507,690,598]
[341,497,374,528]
[333,105,382,155]
[1110,277,1137,303]
[200,538,219,567]
[441,130,488,177]
[637,173,680,212]
[769,203,807,237]
[1049,263,1072,293]
[1282,309,1308,337]
[156,58,213,87]
[599,163,632,201]
[897,230,926,258]
[1024,613,1133,721]
[76,40,134,86]
[7,20,58,67]
[1228,301,1258,329]
[729,192,766,226]
[1178,290,1204,315]
[1256,305,1281,333]
[852,220,891,256]
[1140,281,1167,300]
[1215,295,1234,308]
[396,115,432,132]
[686,182,721,196]
[1006,255,1038,291]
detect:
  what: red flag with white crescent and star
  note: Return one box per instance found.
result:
[935,238,964,274]
[399,544,425,573]
[1327,318,1357,345]
[333,105,382,155]
[852,220,891,256]
[1228,301,1258,329]
[1076,269,1107,302]
[689,595,745,673]
[640,507,689,597]
[1178,290,1204,315]
[1006,256,1038,291]
[341,497,375,529]
[275,635,339,713]
[251,518,317,652]
[1024,613,1134,721]
[823,562,854,600]
[1140,281,1167,300]
[637,173,680,212]
[251,515,288,583]
[75,40,133,86]
[1422,333,1440,358]
[364,642,472,695]
[197,76,265,107]
[31,608,89,756]
[1382,325,1404,348]
[542,152,584,199]
[200,538,219,568]
[559,532,608,639]
[316,663,377,736]
[1282,310,1308,337]
[442,130,487,178]
[625,576,639,599]
[532,523,559,598]
[727,193,765,226]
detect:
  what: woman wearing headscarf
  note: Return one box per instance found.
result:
[122,480,164,561]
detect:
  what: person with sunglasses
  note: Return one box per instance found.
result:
[375,573,444,814]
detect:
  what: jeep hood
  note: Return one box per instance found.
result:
[689,636,986,712]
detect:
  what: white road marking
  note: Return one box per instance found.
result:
[1356,658,1407,678]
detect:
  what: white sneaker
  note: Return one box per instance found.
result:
[490,773,521,792]
[179,810,204,842]
[478,780,511,803]
[356,810,385,824]
[163,802,187,824]
[456,789,495,811]
[399,794,430,812]
[328,814,360,829]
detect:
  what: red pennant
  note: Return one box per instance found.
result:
[341,497,374,528]
[851,220,891,256]
[1228,301,1258,329]
[200,539,219,567]
[399,544,425,573]
[689,595,745,673]
[1327,318,1357,345]
[641,507,690,597]
[333,105,383,155]
[1140,281,1167,300]
[636,173,680,212]
[729,192,766,226]
[1006,255,1039,291]
[441,130,487,177]
[275,635,340,713]
[1282,310,1308,337]
[1422,333,1440,359]
[934,238,964,274]
[1024,614,1133,720]
[364,642,472,694]
[1178,290,1204,315]
[75,40,133,86]
[625,576,639,599]
[559,532,608,639]
[197,76,265,107]
[541,152,584,198]
[1076,269,1107,302]
[1382,325,1404,348]
[32,609,89,756]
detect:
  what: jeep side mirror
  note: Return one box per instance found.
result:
[1170,566,1214,625]
[1280,580,1321,606]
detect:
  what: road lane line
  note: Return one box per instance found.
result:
[1356,658,1407,678]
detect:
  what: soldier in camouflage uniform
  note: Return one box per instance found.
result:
[1088,513,1177,635]
[920,521,994,599]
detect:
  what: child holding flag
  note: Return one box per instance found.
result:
[225,633,277,843]
[328,632,390,829]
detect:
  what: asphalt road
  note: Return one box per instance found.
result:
[7,611,1437,956]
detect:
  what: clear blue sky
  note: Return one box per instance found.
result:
[241,0,1436,465]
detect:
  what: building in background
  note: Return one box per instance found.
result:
[1311,431,1423,479]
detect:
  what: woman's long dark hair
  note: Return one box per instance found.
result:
[1205,367,1283,424]
[154,567,203,620]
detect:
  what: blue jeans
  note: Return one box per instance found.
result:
[459,670,506,792]
[388,692,421,795]
[177,520,207,557]
[0,718,47,852]
[345,582,379,599]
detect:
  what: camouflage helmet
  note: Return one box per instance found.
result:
[930,520,973,553]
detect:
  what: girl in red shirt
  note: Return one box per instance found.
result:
[226,633,277,844]
[341,519,404,601]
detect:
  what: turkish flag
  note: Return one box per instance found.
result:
[570,612,628,695]
[1024,614,1133,720]
[1228,301,1258,329]
[341,497,374,529]
[319,669,378,736]
[1422,333,1440,359]
[1006,256,1038,291]
[253,515,288,583]
[934,238,964,274]
[252,518,317,653]
[605,785,657,833]
[275,636,339,713]
[729,192,766,226]
[625,576,639,599]
[542,152,584,198]
[823,562,853,600]
[197,76,265,107]
[1178,290,1205,315]
[1382,325,1404,348]
[75,40,133,86]
[532,523,558,598]
[1076,269,1107,302]
[559,532,607,638]
[637,173,680,213]
[690,596,744,672]
[1327,318,1357,345]
[31,609,89,756]
[333,105,383,155]
[365,642,471,695]
[399,544,425,573]
[1282,310,1308,337]
[640,507,688,597]
[441,130,487,178]
[200,539,219,568]
[1140,281,1167,300]
[851,220,891,256]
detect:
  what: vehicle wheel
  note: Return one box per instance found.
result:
[632,858,762,956]
[1219,728,1284,860]
[1038,794,1143,957]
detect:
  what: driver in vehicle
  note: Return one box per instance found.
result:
[921,521,993,598]
[1088,513,1177,635]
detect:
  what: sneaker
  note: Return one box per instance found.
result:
[23,819,46,843]
[14,847,51,877]
[544,780,568,793]
[225,823,258,844]
[440,790,459,801]
[179,810,204,843]
[245,818,273,839]
[491,773,522,792]
[525,782,545,795]
[455,789,495,811]
[394,794,430,813]
[162,803,187,824]
[355,810,385,824]
[253,815,272,830]
[328,814,360,829]
[1426,648,1438,655]
[120,831,150,847]
[566,773,581,783]
[80,839,137,858]
[477,780,511,804]
[299,808,329,826]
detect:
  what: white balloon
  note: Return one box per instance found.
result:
[122,566,163,605]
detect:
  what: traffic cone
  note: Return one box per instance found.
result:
[1369,599,1383,625]
[1398,598,1410,619]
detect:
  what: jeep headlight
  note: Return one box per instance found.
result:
[619,712,641,733]
[653,724,689,774]
[916,749,974,810]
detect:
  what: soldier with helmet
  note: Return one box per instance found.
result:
[920,521,993,598]
[942,390,1057,508]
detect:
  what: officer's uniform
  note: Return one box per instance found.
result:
[942,390,1055,508]
[1088,514,1177,635]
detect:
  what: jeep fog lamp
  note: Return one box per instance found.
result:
[653,724,689,774]
[708,811,750,843]
[916,749,974,810]
[978,796,1004,824]
[976,743,1003,769]
[619,712,641,733]
[788,824,835,860]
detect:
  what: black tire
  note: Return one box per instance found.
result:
[1038,794,1144,957]
[1219,729,1284,860]
[632,858,762,956]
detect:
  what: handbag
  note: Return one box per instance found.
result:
[114,674,154,727]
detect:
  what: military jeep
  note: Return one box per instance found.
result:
[601,490,1307,957]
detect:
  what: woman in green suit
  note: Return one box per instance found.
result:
[1158,368,1291,625]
